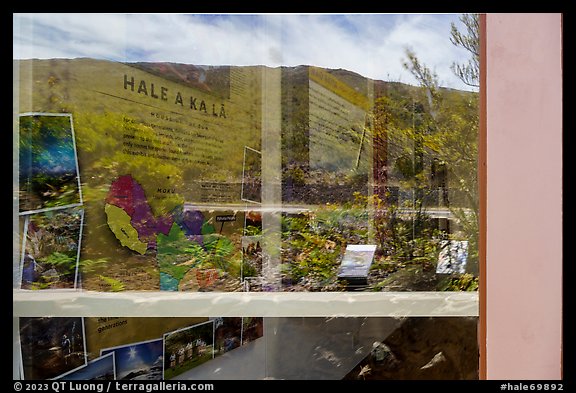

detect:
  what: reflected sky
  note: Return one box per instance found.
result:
[13,13,475,91]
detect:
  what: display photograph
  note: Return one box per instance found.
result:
[18,113,82,214]
[19,317,87,380]
[213,317,242,357]
[163,321,215,379]
[20,207,83,290]
[101,338,163,380]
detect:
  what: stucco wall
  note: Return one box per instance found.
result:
[486,13,563,379]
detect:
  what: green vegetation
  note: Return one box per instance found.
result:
[157,221,242,290]
[280,195,373,290]
[438,273,479,292]
[278,14,480,292]
[97,275,126,292]
[23,209,82,290]
[163,350,213,380]
[398,13,480,290]
[279,193,447,291]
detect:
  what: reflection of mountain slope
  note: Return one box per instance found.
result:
[128,62,231,98]
[122,369,148,380]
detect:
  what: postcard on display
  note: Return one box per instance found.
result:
[19,317,87,380]
[20,207,84,290]
[337,244,377,279]
[18,113,83,215]
[163,320,214,380]
[212,317,242,357]
[100,338,163,380]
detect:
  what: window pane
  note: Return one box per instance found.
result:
[14,13,479,293]
[14,12,480,381]
[18,316,478,380]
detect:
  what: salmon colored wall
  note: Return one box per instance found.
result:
[485,13,562,379]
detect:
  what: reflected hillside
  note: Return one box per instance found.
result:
[16,58,478,293]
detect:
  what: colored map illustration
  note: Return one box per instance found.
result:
[105,175,173,253]
[104,175,237,291]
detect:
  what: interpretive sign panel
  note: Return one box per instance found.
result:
[17,59,261,292]
[18,315,264,380]
[308,67,372,174]
[16,56,476,293]
[83,317,207,359]
[337,245,377,286]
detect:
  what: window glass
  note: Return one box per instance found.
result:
[14,13,479,293]
[18,316,478,380]
[14,13,480,380]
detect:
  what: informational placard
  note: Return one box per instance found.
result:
[337,245,377,284]
[308,67,372,174]
[436,240,468,274]
[17,58,262,292]
[83,317,207,359]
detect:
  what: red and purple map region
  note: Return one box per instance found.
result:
[105,175,173,252]
[104,175,236,291]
